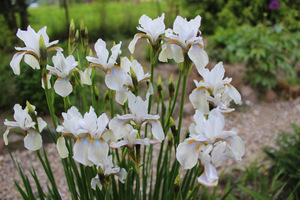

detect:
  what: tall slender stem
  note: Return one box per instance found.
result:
[176,72,188,145]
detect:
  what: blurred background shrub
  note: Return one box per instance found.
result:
[183,0,300,35]
[207,24,300,89]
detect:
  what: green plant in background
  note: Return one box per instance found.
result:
[265,124,300,199]
[223,162,294,200]
[208,24,300,89]
[182,0,300,35]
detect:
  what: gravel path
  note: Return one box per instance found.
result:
[1,97,300,199]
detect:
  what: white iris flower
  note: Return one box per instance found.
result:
[189,62,242,114]
[159,15,209,71]
[114,57,151,105]
[109,92,164,142]
[86,39,130,91]
[56,106,112,166]
[176,109,245,187]
[10,25,62,75]
[46,52,79,97]
[91,155,127,190]
[129,14,165,54]
[3,103,47,151]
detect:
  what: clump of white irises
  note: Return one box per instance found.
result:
[3,12,245,198]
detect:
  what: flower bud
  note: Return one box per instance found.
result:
[26,101,38,130]
[39,35,47,66]
[157,76,163,97]
[75,30,79,43]
[69,19,75,36]
[174,174,181,195]
[80,20,85,38]
[84,26,89,45]
[167,133,173,147]
[170,117,177,138]
[169,74,175,99]
[88,49,93,57]
[130,67,138,88]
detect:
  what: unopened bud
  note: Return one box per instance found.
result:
[170,117,177,137]
[169,74,175,99]
[130,55,134,62]
[167,133,173,147]
[26,101,38,129]
[80,20,85,37]
[157,76,163,96]
[130,67,138,87]
[39,35,47,65]
[84,26,89,44]
[75,30,79,42]
[88,49,93,57]
[174,174,181,194]
[69,19,75,34]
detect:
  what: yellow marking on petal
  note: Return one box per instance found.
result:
[47,47,61,52]
[187,139,196,144]
[166,38,181,46]
[70,68,80,74]
[123,119,132,125]
[224,83,232,87]
[196,86,207,91]
[48,72,57,76]
[62,132,72,137]
[100,137,105,142]
[76,137,82,143]
[136,33,152,42]
[106,68,111,73]
[88,63,107,73]
[192,43,204,49]
[25,51,39,59]
[213,138,230,146]
[196,142,208,151]
[114,65,121,70]
[16,51,26,55]
[90,138,95,143]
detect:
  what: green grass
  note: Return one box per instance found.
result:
[28,1,170,42]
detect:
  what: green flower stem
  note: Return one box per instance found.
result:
[90,68,98,114]
[81,84,88,112]
[109,89,115,118]
[147,46,156,114]
[163,65,183,132]
[176,71,188,145]
[42,70,58,140]
[63,96,70,112]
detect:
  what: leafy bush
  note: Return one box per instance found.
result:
[0,52,15,109]
[264,124,300,199]
[208,24,300,89]
[183,0,300,35]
